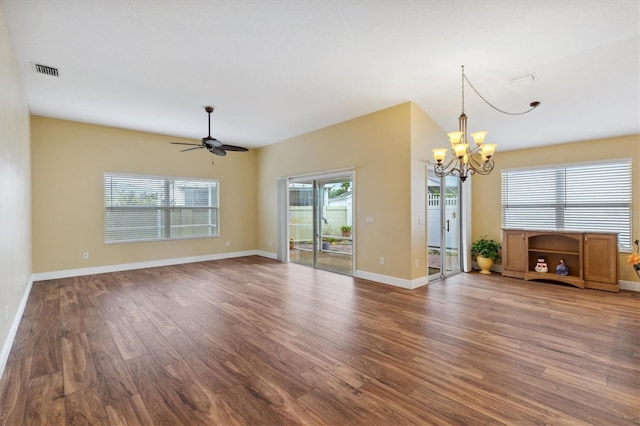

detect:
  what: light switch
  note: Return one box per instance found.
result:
[366,216,374,224]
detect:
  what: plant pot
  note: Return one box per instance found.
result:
[289,240,294,250]
[476,256,494,275]
[322,242,330,250]
[342,231,351,238]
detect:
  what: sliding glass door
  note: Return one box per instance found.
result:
[288,174,353,275]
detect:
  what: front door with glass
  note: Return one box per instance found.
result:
[427,170,461,280]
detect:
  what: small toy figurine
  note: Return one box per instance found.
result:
[535,257,548,273]
[556,259,569,276]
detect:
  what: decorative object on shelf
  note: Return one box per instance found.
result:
[289,239,294,250]
[340,225,352,238]
[535,257,549,273]
[556,258,569,276]
[432,65,540,182]
[471,235,502,275]
[627,239,640,279]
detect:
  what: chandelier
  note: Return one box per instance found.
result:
[432,65,540,182]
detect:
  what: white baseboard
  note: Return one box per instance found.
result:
[256,250,278,260]
[263,252,426,289]
[355,270,428,289]
[0,275,34,382]
[31,250,260,281]
[620,280,640,292]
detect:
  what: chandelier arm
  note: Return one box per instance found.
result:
[433,156,466,177]
[463,74,540,116]
[467,148,495,175]
[434,155,461,177]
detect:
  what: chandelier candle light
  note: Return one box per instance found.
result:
[433,65,540,182]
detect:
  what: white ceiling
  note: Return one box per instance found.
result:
[2,0,639,151]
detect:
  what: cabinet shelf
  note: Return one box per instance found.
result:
[528,248,579,255]
[524,271,585,288]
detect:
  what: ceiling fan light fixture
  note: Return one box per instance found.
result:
[170,106,248,156]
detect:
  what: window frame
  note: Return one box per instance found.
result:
[104,172,219,244]
[501,159,632,251]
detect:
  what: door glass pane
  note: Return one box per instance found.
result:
[289,181,314,267]
[427,172,442,279]
[316,178,353,275]
[428,172,461,280]
[444,175,461,273]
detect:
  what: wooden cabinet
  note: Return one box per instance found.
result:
[584,233,618,291]
[502,230,526,279]
[501,229,619,292]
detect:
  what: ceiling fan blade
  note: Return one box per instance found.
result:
[210,147,227,156]
[181,146,204,152]
[219,144,249,152]
[171,142,201,146]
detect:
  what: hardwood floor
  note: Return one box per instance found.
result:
[1,256,638,425]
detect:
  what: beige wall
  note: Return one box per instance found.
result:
[31,116,257,273]
[0,5,32,367]
[256,102,446,282]
[410,102,448,279]
[472,134,640,282]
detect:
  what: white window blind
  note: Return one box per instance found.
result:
[501,159,632,250]
[105,173,219,243]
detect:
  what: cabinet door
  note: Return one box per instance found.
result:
[584,234,618,284]
[502,230,526,275]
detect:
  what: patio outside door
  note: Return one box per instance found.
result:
[427,171,461,280]
[288,174,353,275]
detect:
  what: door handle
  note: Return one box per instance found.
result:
[446,219,450,232]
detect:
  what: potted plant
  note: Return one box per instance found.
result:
[627,239,640,279]
[340,225,352,238]
[471,235,501,275]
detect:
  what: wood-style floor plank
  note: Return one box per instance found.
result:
[0,357,32,425]
[1,256,638,425]
[104,394,153,426]
[65,385,109,425]
[23,371,65,426]
[61,333,97,395]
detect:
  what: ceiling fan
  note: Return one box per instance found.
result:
[170,106,249,156]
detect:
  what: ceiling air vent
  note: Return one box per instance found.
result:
[31,63,59,77]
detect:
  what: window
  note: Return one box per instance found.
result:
[105,173,218,243]
[501,159,632,251]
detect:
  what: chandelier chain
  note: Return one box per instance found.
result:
[462,70,539,116]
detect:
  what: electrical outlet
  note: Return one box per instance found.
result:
[380,256,384,265]
[268,240,272,246]
[415,259,419,267]
[82,252,89,260]
[225,241,230,246]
